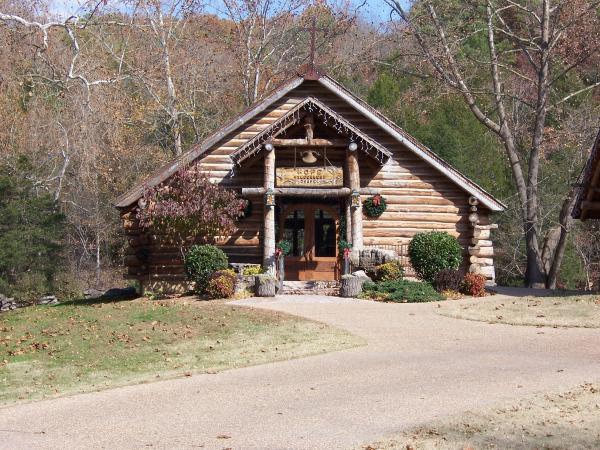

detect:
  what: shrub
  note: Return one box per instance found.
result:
[206,269,237,299]
[408,232,463,282]
[375,261,404,281]
[184,245,228,294]
[434,269,463,293]
[461,273,487,297]
[361,280,443,303]
[242,264,263,276]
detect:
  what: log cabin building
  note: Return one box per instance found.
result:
[115,66,505,293]
[573,128,600,220]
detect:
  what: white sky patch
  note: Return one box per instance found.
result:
[47,0,87,18]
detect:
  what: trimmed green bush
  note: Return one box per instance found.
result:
[408,231,463,282]
[374,261,404,281]
[361,280,443,303]
[184,244,228,294]
[206,269,237,299]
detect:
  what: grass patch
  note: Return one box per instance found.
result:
[437,295,600,328]
[0,298,361,405]
[363,383,600,449]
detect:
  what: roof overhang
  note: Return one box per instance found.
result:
[114,76,305,208]
[573,128,600,220]
[230,97,392,166]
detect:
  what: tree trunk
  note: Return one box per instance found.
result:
[546,188,578,289]
[340,277,366,298]
[255,275,276,297]
[524,222,546,288]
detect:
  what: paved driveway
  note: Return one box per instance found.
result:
[2,295,600,449]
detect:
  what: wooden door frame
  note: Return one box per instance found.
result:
[279,203,339,280]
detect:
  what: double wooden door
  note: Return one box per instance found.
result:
[279,204,339,281]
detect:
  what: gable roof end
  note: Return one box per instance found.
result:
[115,72,506,212]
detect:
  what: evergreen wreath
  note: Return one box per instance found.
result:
[363,194,387,217]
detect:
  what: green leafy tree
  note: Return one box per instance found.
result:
[0,171,65,301]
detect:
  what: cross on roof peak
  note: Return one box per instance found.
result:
[301,15,329,68]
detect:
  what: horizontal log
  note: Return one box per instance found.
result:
[479,266,496,277]
[468,246,494,257]
[271,138,349,147]
[241,187,379,197]
[477,258,494,266]
[581,200,600,211]
[473,228,491,240]
[365,229,462,238]
[366,213,467,223]
[474,224,499,230]
[363,221,467,230]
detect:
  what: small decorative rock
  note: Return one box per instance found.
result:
[0,293,20,312]
[84,288,105,299]
[38,295,58,305]
[351,249,397,270]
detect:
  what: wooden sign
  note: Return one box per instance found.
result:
[276,167,343,187]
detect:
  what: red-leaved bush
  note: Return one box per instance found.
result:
[461,273,487,297]
[136,168,246,242]
[206,269,236,299]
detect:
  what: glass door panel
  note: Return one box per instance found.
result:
[283,209,305,257]
[314,209,336,257]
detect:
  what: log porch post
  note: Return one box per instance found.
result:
[263,144,276,274]
[347,143,363,250]
[467,195,498,285]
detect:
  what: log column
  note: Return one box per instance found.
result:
[347,143,363,250]
[467,196,498,285]
[263,144,276,274]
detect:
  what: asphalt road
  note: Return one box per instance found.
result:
[2,295,600,449]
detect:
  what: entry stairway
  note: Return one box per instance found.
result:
[281,281,340,296]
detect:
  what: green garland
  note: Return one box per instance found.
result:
[363,194,387,218]
[241,198,252,219]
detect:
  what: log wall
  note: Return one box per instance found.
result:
[120,80,498,292]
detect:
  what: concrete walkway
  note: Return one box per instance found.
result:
[2,295,600,449]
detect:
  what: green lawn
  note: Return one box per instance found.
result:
[0,298,361,405]
[437,294,600,328]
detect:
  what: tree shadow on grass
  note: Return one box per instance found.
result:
[491,286,594,298]
[55,288,140,307]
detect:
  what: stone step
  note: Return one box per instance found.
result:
[281,281,340,296]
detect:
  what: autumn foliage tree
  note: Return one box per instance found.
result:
[136,168,246,246]
[385,0,600,288]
